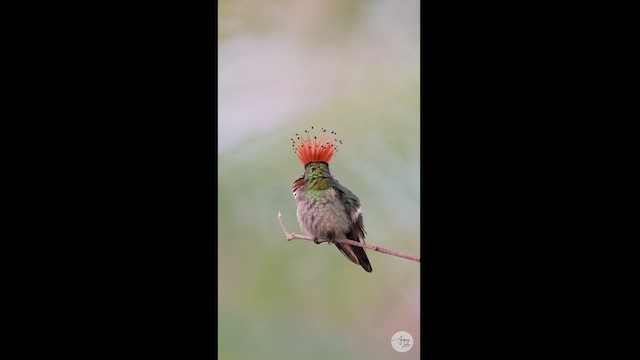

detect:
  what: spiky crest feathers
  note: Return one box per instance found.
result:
[291,126,342,165]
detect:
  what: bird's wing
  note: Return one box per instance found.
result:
[332,181,372,272]
[333,181,366,243]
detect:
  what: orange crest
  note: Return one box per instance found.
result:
[291,127,342,165]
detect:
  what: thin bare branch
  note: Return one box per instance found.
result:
[278,211,420,263]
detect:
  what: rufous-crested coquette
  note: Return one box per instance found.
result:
[290,127,372,272]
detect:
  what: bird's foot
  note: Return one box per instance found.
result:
[313,237,321,244]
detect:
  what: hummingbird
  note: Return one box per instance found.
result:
[290,127,372,272]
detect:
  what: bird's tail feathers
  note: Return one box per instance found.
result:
[334,243,373,273]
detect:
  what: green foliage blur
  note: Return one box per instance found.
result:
[219,1,420,358]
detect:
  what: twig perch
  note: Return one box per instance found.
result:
[278,211,420,263]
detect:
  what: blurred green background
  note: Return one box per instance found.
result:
[218,1,420,358]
